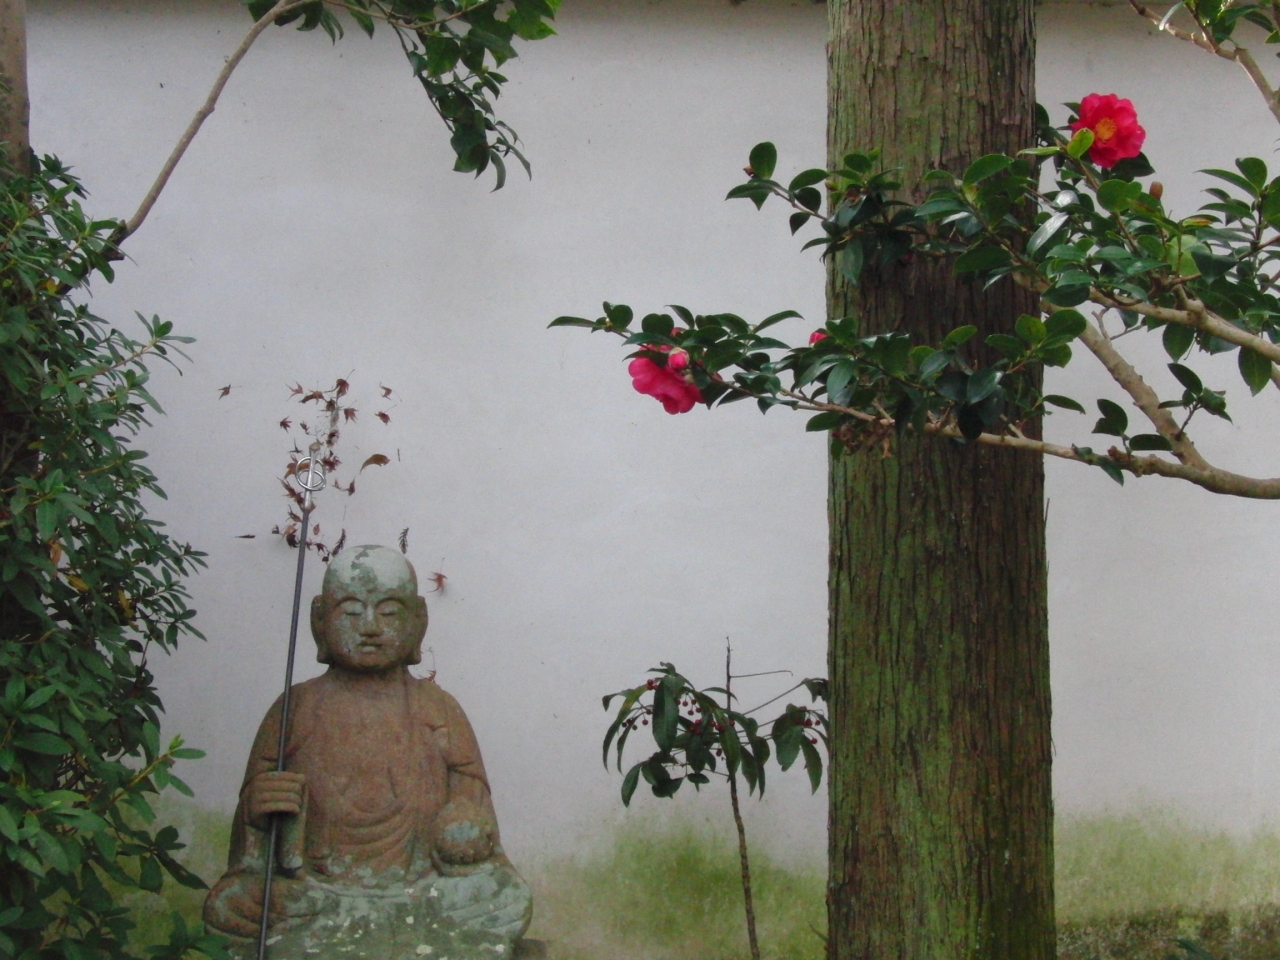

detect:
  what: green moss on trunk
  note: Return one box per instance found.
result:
[825,3,1054,958]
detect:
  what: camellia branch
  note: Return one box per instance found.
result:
[1127,0,1280,125]
[1086,286,1280,366]
[1076,321,1209,468]
[118,0,313,243]
[770,386,1280,498]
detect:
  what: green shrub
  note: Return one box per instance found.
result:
[0,156,216,960]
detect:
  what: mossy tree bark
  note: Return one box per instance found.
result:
[0,0,26,174]
[0,0,29,643]
[825,4,1054,959]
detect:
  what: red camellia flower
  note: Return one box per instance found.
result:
[628,347,702,414]
[1070,93,1145,169]
[809,330,828,345]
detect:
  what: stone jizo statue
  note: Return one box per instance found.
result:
[203,545,532,959]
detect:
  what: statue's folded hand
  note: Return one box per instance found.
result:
[243,770,306,831]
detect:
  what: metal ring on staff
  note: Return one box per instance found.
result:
[295,457,327,493]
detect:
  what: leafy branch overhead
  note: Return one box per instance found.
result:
[554,72,1280,499]
[243,0,561,188]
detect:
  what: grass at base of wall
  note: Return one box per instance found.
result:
[114,800,231,951]
[134,800,1280,959]
[1056,810,1280,960]
[527,816,825,960]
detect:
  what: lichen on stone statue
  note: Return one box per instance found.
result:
[203,545,533,959]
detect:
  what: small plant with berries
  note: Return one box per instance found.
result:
[601,649,827,960]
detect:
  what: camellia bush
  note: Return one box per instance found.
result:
[554,0,1280,502]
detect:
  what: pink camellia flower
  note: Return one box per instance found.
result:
[628,347,702,414]
[809,330,828,345]
[1070,93,1145,169]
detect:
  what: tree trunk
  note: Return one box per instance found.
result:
[825,4,1054,960]
[0,0,27,174]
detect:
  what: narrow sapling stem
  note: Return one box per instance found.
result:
[725,643,762,960]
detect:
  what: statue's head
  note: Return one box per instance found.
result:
[310,545,428,673]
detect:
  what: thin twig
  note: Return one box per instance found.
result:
[724,643,761,960]
[119,0,313,242]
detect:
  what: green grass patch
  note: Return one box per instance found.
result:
[133,802,1280,959]
[527,815,825,960]
[112,798,231,952]
[1056,810,1280,960]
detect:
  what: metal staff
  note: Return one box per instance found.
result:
[256,449,326,960]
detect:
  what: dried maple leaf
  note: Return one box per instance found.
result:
[360,453,390,472]
[218,385,232,398]
[376,411,391,424]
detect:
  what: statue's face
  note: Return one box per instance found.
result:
[311,546,427,673]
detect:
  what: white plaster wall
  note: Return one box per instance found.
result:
[22,0,1280,867]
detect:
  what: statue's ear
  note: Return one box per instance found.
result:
[407,596,428,666]
[311,596,332,664]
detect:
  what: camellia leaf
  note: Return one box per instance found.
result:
[954,245,1012,273]
[1043,394,1086,413]
[1015,314,1046,345]
[806,412,843,432]
[1066,127,1095,159]
[962,153,1014,186]
[1163,323,1195,361]
[1169,362,1204,394]
[788,168,829,191]
[748,142,777,181]
[1044,309,1087,341]
[1093,398,1129,437]
[1129,434,1173,451]
[1238,346,1272,396]
[966,369,1001,404]
[1026,211,1070,258]
[985,334,1025,360]
[941,325,978,349]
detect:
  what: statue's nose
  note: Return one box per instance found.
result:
[358,610,381,636]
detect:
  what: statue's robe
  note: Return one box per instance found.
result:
[203,668,511,940]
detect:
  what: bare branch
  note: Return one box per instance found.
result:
[1128,0,1222,54]
[779,383,1280,498]
[1088,287,1280,366]
[1076,322,1210,469]
[1128,0,1280,125]
[1229,45,1280,126]
[119,0,313,242]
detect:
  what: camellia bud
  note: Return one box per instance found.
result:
[1149,181,1164,200]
